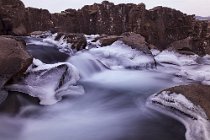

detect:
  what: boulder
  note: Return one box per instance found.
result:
[167,36,210,56]
[121,32,152,54]
[55,32,87,51]
[158,84,210,119]
[98,35,122,46]
[0,36,32,88]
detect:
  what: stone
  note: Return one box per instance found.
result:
[121,32,152,54]
[0,0,209,55]
[24,7,54,33]
[0,36,32,88]
[160,84,210,119]
[0,0,27,35]
[99,35,122,46]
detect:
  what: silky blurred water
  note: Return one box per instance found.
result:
[0,37,187,140]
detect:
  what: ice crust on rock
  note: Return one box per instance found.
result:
[6,59,84,105]
[147,91,210,140]
[88,41,156,69]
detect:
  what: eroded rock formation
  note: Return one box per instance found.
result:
[0,0,208,49]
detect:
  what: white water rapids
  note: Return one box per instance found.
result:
[0,33,210,140]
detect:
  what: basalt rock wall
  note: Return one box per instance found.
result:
[0,0,209,50]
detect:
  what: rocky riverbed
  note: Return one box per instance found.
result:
[0,0,210,140]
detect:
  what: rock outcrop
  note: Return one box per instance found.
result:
[167,36,210,56]
[0,0,27,35]
[0,36,32,88]
[53,2,208,50]
[0,0,209,54]
[24,7,54,33]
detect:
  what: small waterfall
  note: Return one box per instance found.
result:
[68,52,107,78]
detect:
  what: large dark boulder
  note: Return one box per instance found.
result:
[0,36,32,88]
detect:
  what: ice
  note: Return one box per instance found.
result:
[85,34,101,49]
[147,91,210,140]
[155,50,199,66]
[6,59,84,105]
[88,41,155,69]
[43,33,73,54]
[177,65,210,85]
[154,51,210,85]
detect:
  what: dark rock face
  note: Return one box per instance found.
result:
[0,36,32,88]
[0,0,27,35]
[161,84,210,119]
[24,7,54,33]
[167,37,210,56]
[51,9,79,33]
[64,2,207,50]
[0,0,209,54]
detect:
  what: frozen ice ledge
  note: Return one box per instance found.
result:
[147,84,210,140]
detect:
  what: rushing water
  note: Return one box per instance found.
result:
[1,34,210,140]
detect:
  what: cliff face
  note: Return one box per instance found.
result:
[0,0,209,50]
[51,1,208,49]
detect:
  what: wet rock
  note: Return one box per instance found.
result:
[55,32,87,51]
[121,32,152,54]
[0,36,32,88]
[99,35,122,46]
[160,84,210,119]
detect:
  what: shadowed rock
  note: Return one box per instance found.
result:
[0,36,32,88]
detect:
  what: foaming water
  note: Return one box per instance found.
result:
[2,35,210,140]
